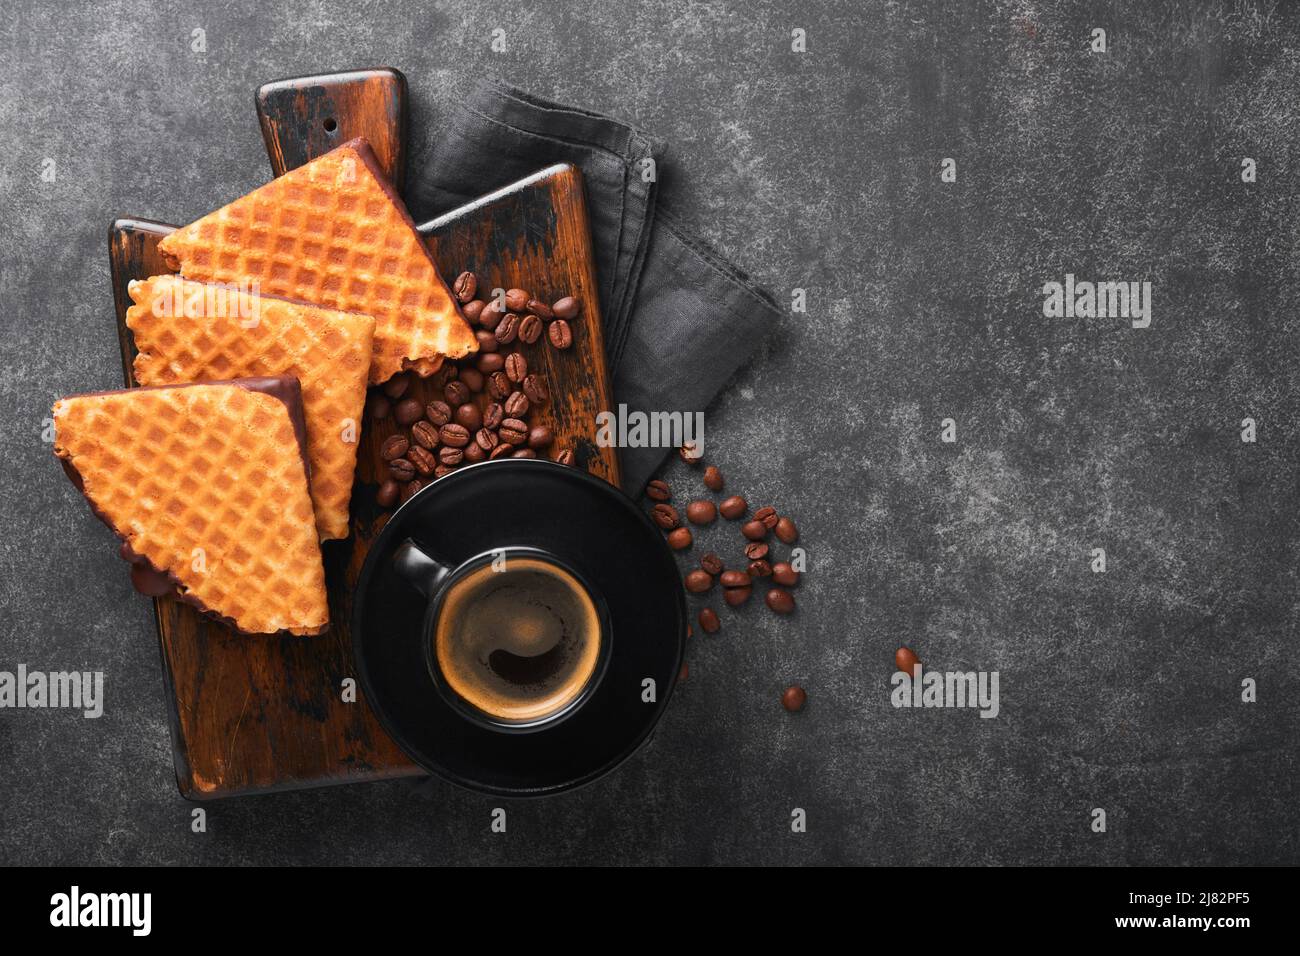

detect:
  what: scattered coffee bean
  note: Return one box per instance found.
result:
[380,435,410,461]
[745,541,769,560]
[741,520,768,541]
[528,425,553,449]
[505,352,528,382]
[512,448,537,459]
[552,295,580,320]
[782,685,807,713]
[504,391,530,417]
[489,443,514,460]
[483,403,504,429]
[686,500,717,525]
[474,329,499,353]
[719,495,748,519]
[547,319,573,349]
[476,352,505,374]
[724,586,752,607]
[440,423,470,448]
[678,442,702,465]
[433,364,458,388]
[407,445,436,476]
[701,552,724,575]
[522,374,549,404]
[765,588,795,614]
[771,562,799,587]
[410,421,438,450]
[400,478,423,502]
[376,479,399,508]
[698,608,720,634]
[496,313,520,344]
[475,428,500,451]
[454,403,482,432]
[518,313,543,344]
[367,393,391,420]
[895,647,920,674]
[719,570,749,588]
[459,367,484,393]
[748,560,773,578]
[425,400,452,426]
[464,442,486,464]
[479,301,505,331]
[645,479,671,502]
[775,516,799,544]
[703,465,724,491]
[499,418,528,444]
[754,506,778,530]
[462,300,485,324]
[556,448,576,466]
[526,298,553,320]
[667,527,693,550]
[389,458,416,481]
[488,371,511,400]
[382,374,410,399]
[453,271,477,303]
[652,504,680,530]
[439,446,464,467]
[395,398,424,426]
[504,288,531,311]
[685,570,713,593]
[444,380,471,406]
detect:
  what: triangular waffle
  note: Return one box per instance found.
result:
[126,275,373,540]
[156,138,476,384]
[53,382,329,636]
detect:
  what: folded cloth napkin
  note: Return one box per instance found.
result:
[407,78,780,493]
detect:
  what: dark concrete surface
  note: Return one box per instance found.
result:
[1,1,1297,865]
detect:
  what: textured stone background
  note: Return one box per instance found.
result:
[1,0,1297,865]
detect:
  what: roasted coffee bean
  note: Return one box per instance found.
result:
[765,588,795,614]
[453,271,478,303]
[775,516,799,544]
[498,418,528,444]
[462,300,485,324]
[522,374,549,404]
[400,478,423,502]
[366,393,391,420]
[701,552,724,576]
[772,562,800,587]
[475,329,499,353]
[528,425,554,449]
[719,570,750,589]
[686,500,716,525]
[444,380,471,406]
[745,541,769,560]
[395,398,424,426]
[380,435,410,461]
[782,686,807,713]
[703,465,724,491]
[504,391,530,417]
[667,527,693,550]
[685,570,713,593]
[425,400,452,426]
[678,441,702,465]
[698,607,720,634]
[389,458,416,482]
[410,421,439,450]
[518,313,543,344]
[547,319,573,349]
[495,313,520,344]
[479,301,506,331]
[504,288,531,311]
[483,403,504,429]
[512,448,537,459]
[505,352,528,383]
[432,364,459,389]
[376,479,400,508]
[439,446,464,467]
[526,298,553,320]
[895,647,920,674]
[652,504,680,529]
[552,295,580,320]
[719,495,748,519]
[645,479,671,501]
[439,423,471,448]
[382,373,410,399]
[476,352,505,374]
[454,403,482,432]
[464,442,486,464]
[407,445,435,476]
[459,367,484,393]
[754,506,778,529]
[489,442,514,460]
[748,559,773,578]
[556,448,576,466]
[475,428,500,451]
[724,586,752,607]
[488,371,512,400]
[741,520,768,541]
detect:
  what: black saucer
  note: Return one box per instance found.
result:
[352,459,686,796]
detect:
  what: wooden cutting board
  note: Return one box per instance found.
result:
[105,68,618,799]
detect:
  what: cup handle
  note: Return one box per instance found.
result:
[393,539,452,598]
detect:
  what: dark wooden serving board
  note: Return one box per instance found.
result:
[106,69,618,799]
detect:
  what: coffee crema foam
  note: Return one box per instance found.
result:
[434,557,601,723]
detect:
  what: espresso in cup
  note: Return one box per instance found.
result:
[433,556,602,724]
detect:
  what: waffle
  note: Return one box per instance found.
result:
[156,138,477,384]
[126,275,373,541]
[53,382,328,636]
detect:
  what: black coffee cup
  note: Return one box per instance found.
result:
[352,459,685,796]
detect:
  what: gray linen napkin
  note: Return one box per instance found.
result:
[407,79,779,492]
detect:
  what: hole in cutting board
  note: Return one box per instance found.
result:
[323,117,337,133]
